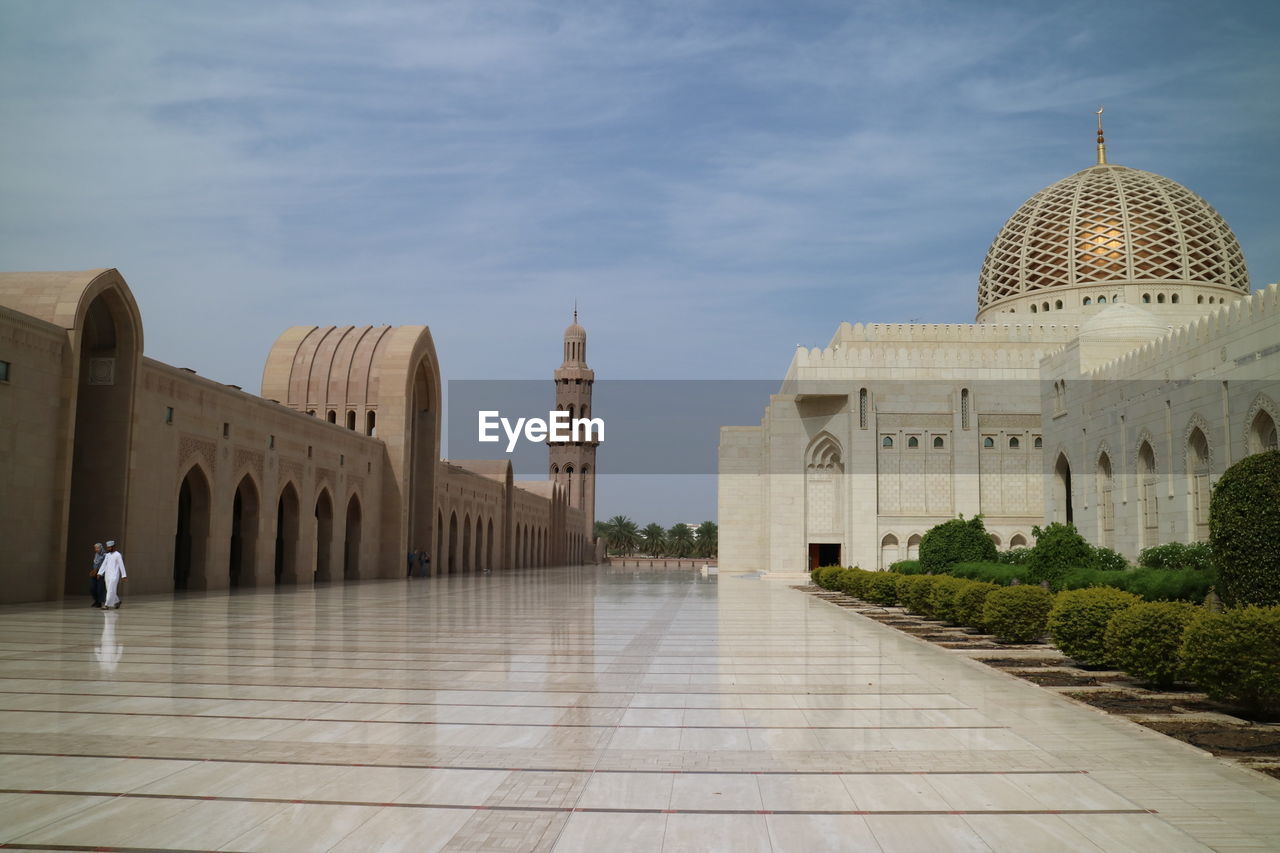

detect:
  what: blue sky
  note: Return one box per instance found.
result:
[2,0,1277,523]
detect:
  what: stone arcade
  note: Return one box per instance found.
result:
[0,270,597,603]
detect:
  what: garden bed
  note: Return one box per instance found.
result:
[1065,690,1221,715]
[1009,669,1124,687]
[1135,720,1280,759]
[979,656,1071,668]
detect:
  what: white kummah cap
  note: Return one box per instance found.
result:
[106,540,116,547]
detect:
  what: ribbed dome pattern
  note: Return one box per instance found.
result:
[977,164,1248,311]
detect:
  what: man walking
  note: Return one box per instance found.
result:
[90,543,106,608]
[98,540,127,610]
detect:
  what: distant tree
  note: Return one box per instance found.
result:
[604,515,641,555]
[667,523,695,557]
[640,523,667,557]
[694,521,718,558]
[593,520,610,542]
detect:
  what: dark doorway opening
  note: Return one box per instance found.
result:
[808,543,841,571]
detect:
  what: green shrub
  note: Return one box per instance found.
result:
[948,562,1033,586]
[1048,587,1141,666]
[889,559,925,574]
[928,576,971,624]
[997,547,1033,565]
[919,516,997,573]
[812,565,841,588]
[956,581,1001,629]
[1027,522,1093,585]
[1181,606,1280,714]
[1210,450,1280,607]
[982,585,1054,642]
[1139,542,1212,572]
[1091,546,1129,572]
[896,574,941,616]
[865,571,900,606]
[836,568,871,598]
[1104,601,1200,687]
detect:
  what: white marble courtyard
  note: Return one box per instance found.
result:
[0,567,1277,852]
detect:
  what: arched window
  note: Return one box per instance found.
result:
[1157,293,1166,304]
[1097,295,1107,304]
[1055,453,1073,524]
[990,533,1002,549]
[1010,533,1027,548]
[859,388,868,430]
[1096,452,1114,548]
[881,436,894,448]
[933,436,945,449]
[983,436,994,448]
[1250,408,1278,454]
[1187,427,1210,542]
[907,436,919,448]
[1031,304,1038,314]
[1083,297,1092,305]
[1112,293,1119,303]
[1139,441,1158,549]
[1197,295,1204,304]
[1142,293,1151,304]
[327,410,337,424]
[366,410,376,436]
[1042,301,1050,312]
[1034,436,1043,449]
[1009,436,1020,449]
[907,534,922,560]
[1171,294,1180,304]
[346,410,356,430]
[880,534,899,569]
[1055,299,1063,310]
[960,388,970,430]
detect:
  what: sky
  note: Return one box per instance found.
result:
[2,0,1278,524]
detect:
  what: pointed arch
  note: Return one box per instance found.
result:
[448,511,459,574]
[230,473,261,588]
[344,494,362,580]
[1053,452,1073,525]
[1096,448,1114,548]
[274,482,301,585]
[1138,439,1159,549]
[314,488,335,582]
[173,463,212,591]
[906,533,922,561]
[879,533,899,569]
[1245,393,1278,455]
[1186,425,1211,542]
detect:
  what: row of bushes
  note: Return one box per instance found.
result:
[811,566,1280,714]
[886,558,1215,602]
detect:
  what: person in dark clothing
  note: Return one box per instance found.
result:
[90,543,106,607]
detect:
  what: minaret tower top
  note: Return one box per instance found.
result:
[551,308,597,537]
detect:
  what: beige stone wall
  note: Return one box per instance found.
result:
[0,307,72,602]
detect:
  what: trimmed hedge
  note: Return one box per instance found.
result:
[947,562,1034,586]
[1048,587,1142,666]
[956,581,1000,630]
[1139,542,1212,572]
[982,585,1053,642]
[1103,601,1200,687]
[1210,450,1280,607]
[919,516,997,573]
[890,559,925,574]
[897,574,941,616]
[928,576,971,624]
[1181,606,1280,714]
[866,571,900,605]
[1055,566,1216,602]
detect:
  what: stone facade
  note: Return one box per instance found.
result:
[720,155,1279,573]
[0,269,595,604]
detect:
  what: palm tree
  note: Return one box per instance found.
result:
[605,515,641,555]
[667,523,695,558]
[694,521,717,558]
[640,523,667,557]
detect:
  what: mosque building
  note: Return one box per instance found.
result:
[719,121,1280,573]
[0,271,597,604]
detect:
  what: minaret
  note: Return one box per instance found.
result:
[550,309,597,535]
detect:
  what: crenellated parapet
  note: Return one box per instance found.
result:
[1086,283,1280,380]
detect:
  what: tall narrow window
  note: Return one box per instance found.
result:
[859,388,868,430]
[961,388,970,430]
[366,411,376,436]
[346,410,356,430]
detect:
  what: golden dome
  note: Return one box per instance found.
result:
[976,163,1248,317]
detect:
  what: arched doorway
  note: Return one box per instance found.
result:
[173,466,211,590]
[448,511,458,574]
[66,287,139,595]
[1096,453,1114,548]
[314,490,334,582]
[487,519,495,570]
[475,516,485,571]
[1187,428,1210,542]
[344,496,362,579]
[409,361,438,577]
[1054,454,1073,524]
[230,475,260,588]
[275,483,300,584]
[436,509,444,576]
[462,513,473,572]
[1138,442,1158,549]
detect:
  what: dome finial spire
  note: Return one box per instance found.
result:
[1095,106,1107,165]
[573,299,578,324]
